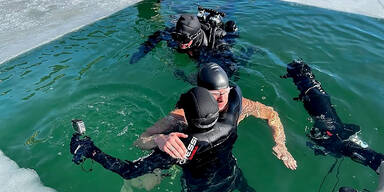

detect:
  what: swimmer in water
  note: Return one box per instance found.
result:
[71,86,256,191]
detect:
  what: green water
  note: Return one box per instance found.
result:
[1,0,384,191]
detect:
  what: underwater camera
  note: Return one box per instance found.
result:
[72,119,86,134]
[71,119,88,164]
[197,6,237,32]
[197,6,225,18]
[197,6,225,27]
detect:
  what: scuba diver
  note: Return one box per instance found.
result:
[70,87,256,192]
[135,62,297,170]
[281,60,384,192]
[129,6,247,78]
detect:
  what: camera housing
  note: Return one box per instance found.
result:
[197,6,225,27]
[72,119,86,134]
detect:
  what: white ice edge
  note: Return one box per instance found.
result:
[0,150,56,192]
[1,0,383,65]
[0,0,143,65]
[281,0,384,19]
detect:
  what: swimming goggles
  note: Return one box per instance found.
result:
[208,87,231,98]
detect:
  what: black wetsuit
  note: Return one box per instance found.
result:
[282,60,384,172]
[71,86,256,192]
[129,19,243,79]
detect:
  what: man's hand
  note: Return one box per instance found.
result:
[70,133,98,164]
[272,144,297,170]
[154,132,188,159]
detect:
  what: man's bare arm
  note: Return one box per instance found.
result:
[239,97,297,170]
[239,98,286,145]
[134,109,188,159]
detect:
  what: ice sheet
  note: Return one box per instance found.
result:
[0,0,142,64]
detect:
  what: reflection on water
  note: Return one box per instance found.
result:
[25,131,46,146]
[77,56,104,80]
[0,0,383,192]
[136,0,161,20]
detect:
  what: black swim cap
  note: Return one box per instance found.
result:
[176,87,219,131]
[176,14,201,36]
[198,63,229,90]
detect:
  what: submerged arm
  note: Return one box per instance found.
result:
[70,134,175,179]
[130,27,174,64]
[91,149,175,179]
[239,97,297,170]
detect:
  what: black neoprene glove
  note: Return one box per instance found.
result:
[70,133,100,164]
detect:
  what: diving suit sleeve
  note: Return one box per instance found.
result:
[130,27,174,64]
[91,149,177,179]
